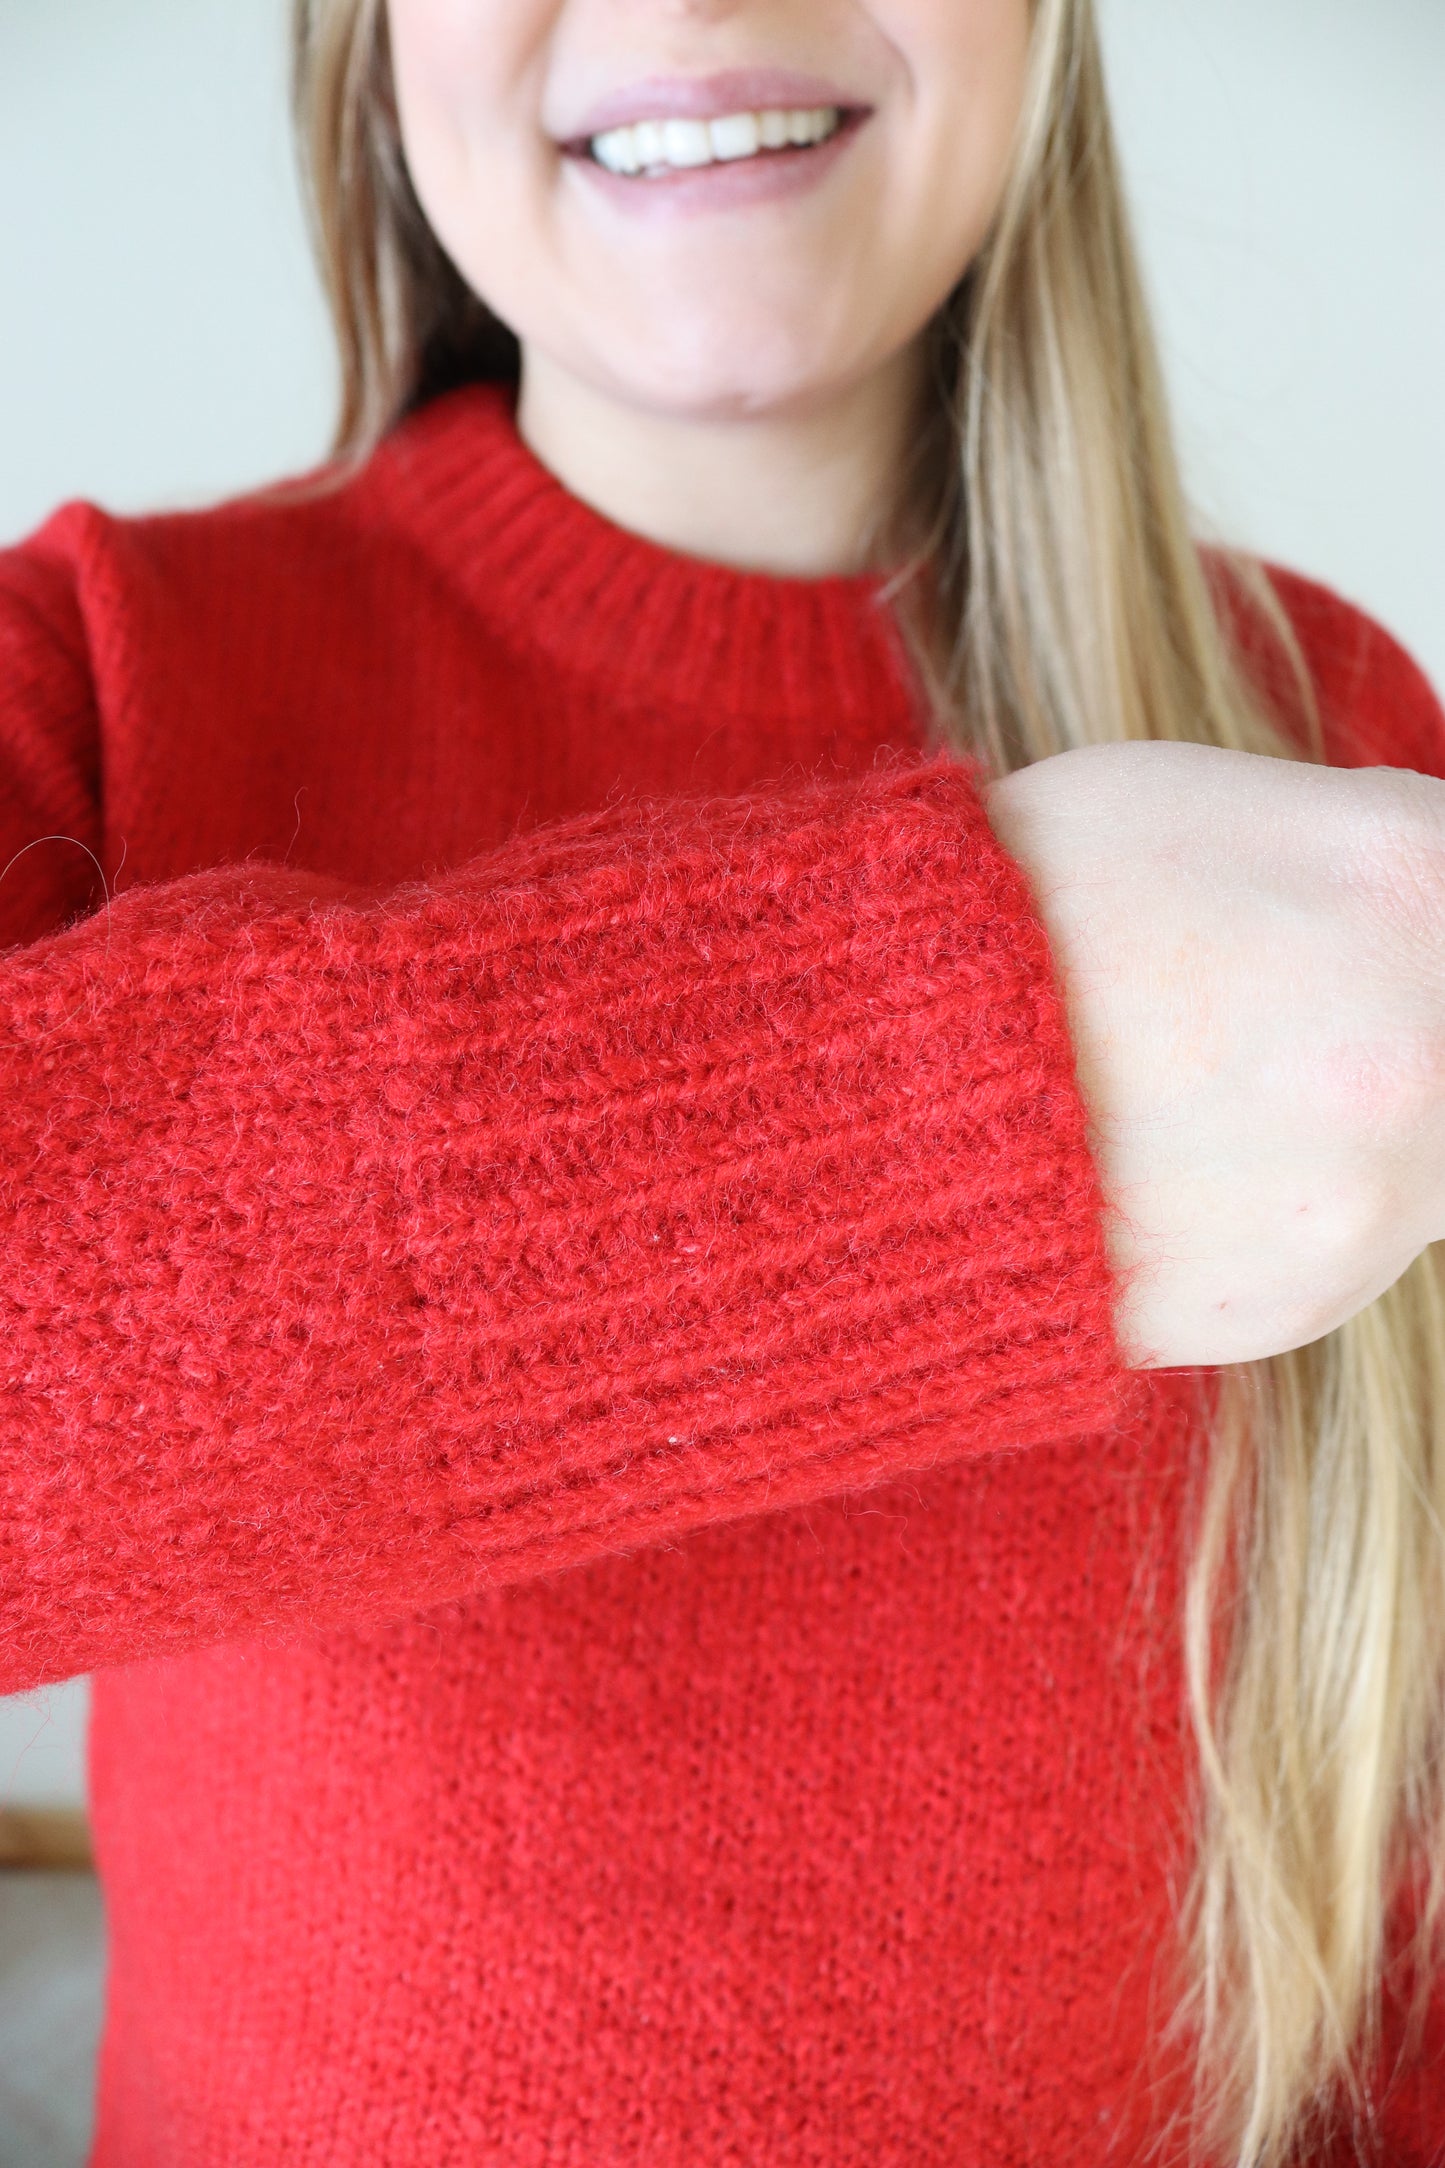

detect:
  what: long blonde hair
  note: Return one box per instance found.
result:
[290,4,1445,2159]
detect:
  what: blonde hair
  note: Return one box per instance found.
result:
[291,3,1445,2159]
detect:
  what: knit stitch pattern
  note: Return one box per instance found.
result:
[2,382,1444,2165]
[1,751,1131,1688]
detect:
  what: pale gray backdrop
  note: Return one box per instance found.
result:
[1,0,1442,1810]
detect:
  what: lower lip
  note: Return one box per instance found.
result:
[564,112,870,218]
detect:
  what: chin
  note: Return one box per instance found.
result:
[603,333,846,424]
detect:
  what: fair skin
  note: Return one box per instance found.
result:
[387,0,1033,576]
[388,0,1445,1369]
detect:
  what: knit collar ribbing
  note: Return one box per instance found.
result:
[367,378,929,734]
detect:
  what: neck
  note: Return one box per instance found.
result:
[513,343,932,581]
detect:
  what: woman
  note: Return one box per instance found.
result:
[3,1,1444,2161]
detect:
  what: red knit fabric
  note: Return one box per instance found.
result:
[2,381,1443,2164]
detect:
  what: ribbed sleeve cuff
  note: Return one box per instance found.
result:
[0,748,1133,1686]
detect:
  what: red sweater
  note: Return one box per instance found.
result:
[3,380,1444,2165]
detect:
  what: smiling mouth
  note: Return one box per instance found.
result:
[561,104,868,180]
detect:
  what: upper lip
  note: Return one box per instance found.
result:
[559,69,871,148]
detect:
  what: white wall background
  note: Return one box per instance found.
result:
[1,0,1441,1811]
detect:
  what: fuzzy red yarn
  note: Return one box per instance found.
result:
[2,382,1443,2164]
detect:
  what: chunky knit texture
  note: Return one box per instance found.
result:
[2,381,1444,2164]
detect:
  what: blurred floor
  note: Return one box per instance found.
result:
[0,1873,104,2168]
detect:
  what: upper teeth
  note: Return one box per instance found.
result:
[589,107,843,176]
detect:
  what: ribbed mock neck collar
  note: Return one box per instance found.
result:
[367,379,930,738]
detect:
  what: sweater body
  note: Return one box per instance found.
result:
[3,383,1444,2164]
[90,1416,1199,2166]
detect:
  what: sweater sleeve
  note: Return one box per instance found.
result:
[0,532,107,951]
[0,560,1135,1700]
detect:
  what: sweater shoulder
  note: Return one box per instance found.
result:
[0,449,518,901]
[0,436,498,718]
[1213,551,1445,779]
[4,455,403,619]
